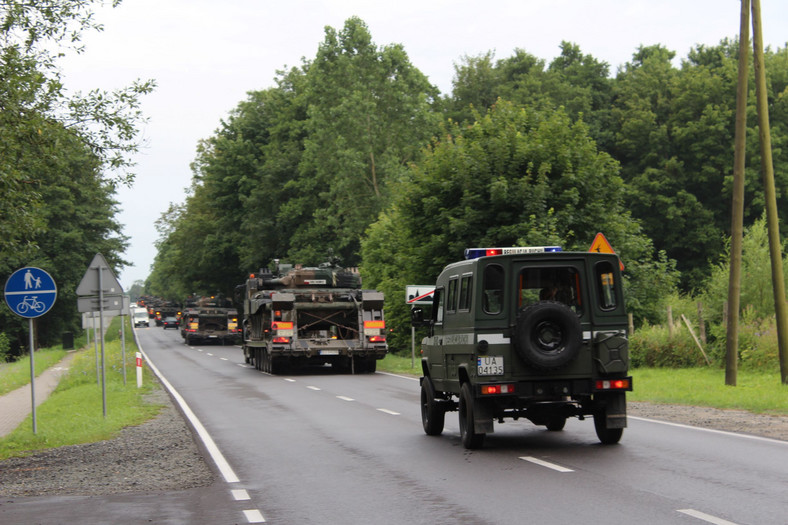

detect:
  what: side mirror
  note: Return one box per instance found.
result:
[410,307,424,326]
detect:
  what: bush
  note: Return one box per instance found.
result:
[706,307,780,370]
[0,332,9,362]
[630,321,710,368]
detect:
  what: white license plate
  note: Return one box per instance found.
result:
[477,356,504,376]
[320,350,340,355]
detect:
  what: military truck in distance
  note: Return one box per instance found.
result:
[181,296,241,345]
[239,262,387,374]
[413,246,632,449]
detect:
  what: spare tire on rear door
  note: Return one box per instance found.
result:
[515,301,582,370]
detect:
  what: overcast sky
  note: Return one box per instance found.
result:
[58,0,788,290]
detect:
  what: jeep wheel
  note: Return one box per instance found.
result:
[421,377,445,436]
[515,301,582,369]
[593,412,624,444]
[459,382,485,449]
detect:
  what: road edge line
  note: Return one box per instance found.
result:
[135,336,241,483]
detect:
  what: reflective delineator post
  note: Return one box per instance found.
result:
[136,352,143,388]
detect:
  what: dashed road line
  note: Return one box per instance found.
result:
[307,386,321,391]
[377,408,400,416]
[677,509,739,525]
[243,509,266,523]
[232,489,250,501]
[519,456,574,472]
[337,396,355,401]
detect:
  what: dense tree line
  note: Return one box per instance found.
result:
[147,17,788,352]
[0,0,152,356]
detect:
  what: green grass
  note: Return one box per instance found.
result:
[629,367,788,416]
[0,316,163,460]
[0,348,67,396]
[380,353,788,416]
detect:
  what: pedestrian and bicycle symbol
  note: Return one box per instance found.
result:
[4,267,57,318]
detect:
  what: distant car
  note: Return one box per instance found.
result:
[162,316,180,329]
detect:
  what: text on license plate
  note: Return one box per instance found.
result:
[477,356,504,376]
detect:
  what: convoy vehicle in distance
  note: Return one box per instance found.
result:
[239,261,387,374]
[162,316,180,329]
[413,246,632,449]
[132,308,150,328]
[181,295,241,345]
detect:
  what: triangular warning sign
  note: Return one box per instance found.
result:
[588,233,624,270]
[76,253,124,296]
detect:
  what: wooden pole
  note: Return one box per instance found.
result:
[752,0,788,385]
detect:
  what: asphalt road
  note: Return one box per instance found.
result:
[133,327,788,525]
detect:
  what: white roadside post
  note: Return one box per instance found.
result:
[136,352,143,388]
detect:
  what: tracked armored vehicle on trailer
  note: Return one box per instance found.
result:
[239,262,387,374]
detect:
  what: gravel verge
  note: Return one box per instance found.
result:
[1,388,786,498]
[0,386,214,497]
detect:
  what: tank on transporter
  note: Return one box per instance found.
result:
[181,295,241,345]
[239,261,387,374]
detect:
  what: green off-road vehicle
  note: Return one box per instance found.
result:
[413,246,632,449]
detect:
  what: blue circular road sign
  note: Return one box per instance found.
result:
[4,267,57,318]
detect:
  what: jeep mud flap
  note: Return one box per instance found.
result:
[598,392,627,429]
[474,398,495,433]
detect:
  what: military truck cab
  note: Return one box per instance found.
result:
[417,246,632,449]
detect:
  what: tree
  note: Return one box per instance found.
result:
[0,0,152,354]
[362,100,677,352]
[290,16,440,265]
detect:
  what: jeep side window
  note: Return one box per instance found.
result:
[446,278,458,314]
[518,267,582,314]
[596,261,617,310]
[458,275,472,311]
[482,264,504,314]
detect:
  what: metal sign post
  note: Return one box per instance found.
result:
[76,254,124,418]
[4,267,58,434]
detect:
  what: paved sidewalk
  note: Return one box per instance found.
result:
[0,351,77,437]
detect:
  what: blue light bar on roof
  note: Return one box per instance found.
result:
[464,246,563,259]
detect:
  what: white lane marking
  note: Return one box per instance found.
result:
[283,378,296,382]
[136,341,240,484]
[232,489,250,501]
[629,416,788,446]
[206,353,214,356]
[377,408,400,415]
[220,357,228,361]
[197,349,203,352]
[243,509,266,523]
[678,509,739,525]
[307,386,321,391]
[237,363,247,367]
[376,371,419,381]
[337,396,355,402]
[519,456,574,472]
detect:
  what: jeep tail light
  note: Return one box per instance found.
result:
[368,335,386,343]
[481,384,515,395]
[595,379,631,391]
[273,337,290,344]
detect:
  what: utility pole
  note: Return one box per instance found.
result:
[752,0,788,385]
[726,0,749,387]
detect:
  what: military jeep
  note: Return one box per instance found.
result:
[413,246,632,449]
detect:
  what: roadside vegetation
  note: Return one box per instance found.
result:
[0,317,161,460]
[378,354,788,416]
